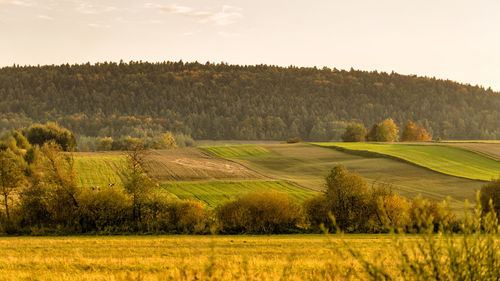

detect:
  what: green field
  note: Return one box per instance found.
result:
[314,143,500,181]
[73,149,313,208]
[74,153,126,187]
[199,145,278,159]
[228,144,482,210]
[74,148,264,188]
[0,235,395,280]
[162,180,317,207]
[73,143,497,211]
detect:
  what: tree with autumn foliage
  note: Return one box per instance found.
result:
[366,118,399,142]
[401,120,432,141]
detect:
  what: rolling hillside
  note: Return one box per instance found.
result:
[315,143,500,181]
[162,181,316,207]
[73,153,125,187]
[209,143,485,210]
[444,142,500,161]
[73,147,316,206]
[73,142,500,210]
[1,62,499,141]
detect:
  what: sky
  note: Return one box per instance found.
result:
[1,0,499,90]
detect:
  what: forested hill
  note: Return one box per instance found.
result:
[0,61,499,141]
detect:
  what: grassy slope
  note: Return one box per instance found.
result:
[73,153,126,187]
[74,148,264,187]
[144,148,264,182]
[228,143,482,210]
[199,145,278,159]
[315,143,500,181]
[162,181,317,207]
[443,142,500,161]
[73,148,315,206]
[0,235,394,280]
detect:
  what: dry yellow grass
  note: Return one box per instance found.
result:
[0,235,397,281]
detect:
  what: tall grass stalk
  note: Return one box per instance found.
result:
[344,193,500,280]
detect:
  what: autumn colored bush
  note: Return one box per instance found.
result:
[216,190,304,234]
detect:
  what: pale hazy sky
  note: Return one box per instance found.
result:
[1,0,499,90]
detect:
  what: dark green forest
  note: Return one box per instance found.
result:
[1,61,499,143]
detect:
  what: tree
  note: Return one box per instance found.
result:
[367,118,400,142]
[122,143,156,228]
[415,125,432,141]
[96,137,114,151]
[0,149,26,221]
[366,124,379,142]
[23,123,77,152]
[150,131,177,150]
[324,164,371,231]
[402,120,432,141]
[480,176,500,215]
[38,141,81,226]
[401,120,417,142]
[376,118,399,142]
[341,122,367,142]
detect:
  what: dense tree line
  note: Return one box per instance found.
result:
[0,61,499,141]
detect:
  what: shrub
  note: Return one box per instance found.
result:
[18,182,52,231]
[140,191,174,233]
[166,200,211,234]
[341,123,367,142]
[286,137,302,143]
[214,199,247,233]
[77,186,132,232]
[216,190,304,234]
[173,133,195,148]
[372,193,409,231]
[23,122,77,152]
[111,136,144,151]
[96,137,114,151]
[147,132,178,150]
[407,195,457,232]
[480,176,500,216]
[302,194,331,231]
